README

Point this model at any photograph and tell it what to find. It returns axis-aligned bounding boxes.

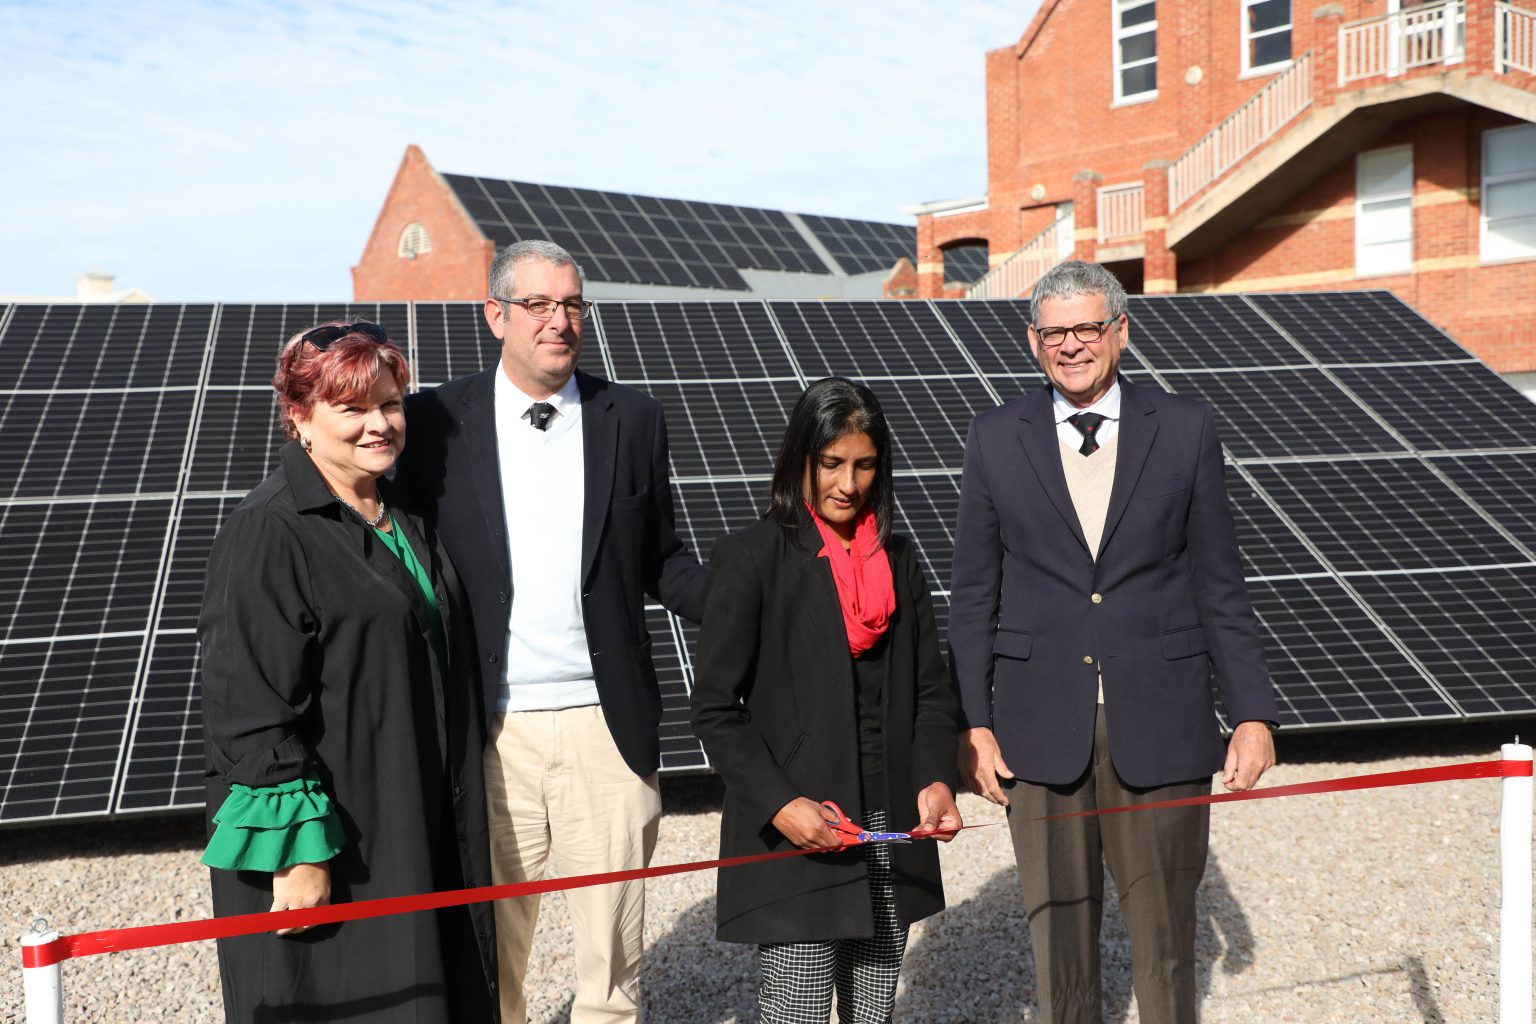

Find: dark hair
[767,377,894,546]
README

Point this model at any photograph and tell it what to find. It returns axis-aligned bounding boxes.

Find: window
[1481,124,1536,263]
[1356,146,1414,276]
[1243,0,1292,74]
[1114,0,1157,102]
[1055,202,1076,260]
[397,222,432,259]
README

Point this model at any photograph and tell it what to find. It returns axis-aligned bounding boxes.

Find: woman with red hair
[199,321,496,1022]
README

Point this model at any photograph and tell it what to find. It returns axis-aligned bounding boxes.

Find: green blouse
[202,514,443,873]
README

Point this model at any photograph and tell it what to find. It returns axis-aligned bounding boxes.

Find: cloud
[0,0,1032,301]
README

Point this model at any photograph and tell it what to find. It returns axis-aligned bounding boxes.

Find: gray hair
[488,239,587,298]
[1030,260,1127,325]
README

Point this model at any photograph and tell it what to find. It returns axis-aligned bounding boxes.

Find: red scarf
[807,501,896,658]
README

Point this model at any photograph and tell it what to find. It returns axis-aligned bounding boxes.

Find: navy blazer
[948,378,1277,788]
[397,367,706,778]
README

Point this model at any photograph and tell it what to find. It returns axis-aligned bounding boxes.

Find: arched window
[397,222,432,259]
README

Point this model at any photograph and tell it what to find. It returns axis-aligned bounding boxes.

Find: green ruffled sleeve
[201,771,347,872]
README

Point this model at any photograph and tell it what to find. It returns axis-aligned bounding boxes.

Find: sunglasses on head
[300,321,390,351]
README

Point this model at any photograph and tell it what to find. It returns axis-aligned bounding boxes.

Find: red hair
[273,325,411,439]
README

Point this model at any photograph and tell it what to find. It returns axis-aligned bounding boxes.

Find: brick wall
[914,0,1536,370]
[352,145,494,301]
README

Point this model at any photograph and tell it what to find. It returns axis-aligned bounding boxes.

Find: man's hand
[958,727,1015,806]
[912,781,964,842]
[271,861,331,936]
[1222,721,1276,792]
[772,797,841,850]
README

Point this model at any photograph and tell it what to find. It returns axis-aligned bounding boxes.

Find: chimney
[75,271,116,301]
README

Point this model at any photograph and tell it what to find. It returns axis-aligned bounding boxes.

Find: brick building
[354,146,986,303]
[905,0,1536,374]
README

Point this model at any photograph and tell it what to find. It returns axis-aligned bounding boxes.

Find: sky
[0,1,1035,302]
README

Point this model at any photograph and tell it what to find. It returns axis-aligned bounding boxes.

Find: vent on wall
[397,222,432,259]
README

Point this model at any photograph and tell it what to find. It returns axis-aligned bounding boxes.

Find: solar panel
[1433,452,1536,551]
[5,289,1536,825]
[1249,291,1471,364]
[1349,568,1536,717]
[0,304,211,389]
[1332,362,1536,451]
[441,176,924,292]
[796,215,913,276]
[1244,577,1458,726]
[942,246,991,285]
[1156,369,1406,460]
[1131,295,1310,370]
[1244,459,1528,572]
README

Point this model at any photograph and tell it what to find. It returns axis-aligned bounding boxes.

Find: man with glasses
[948,260,1277,1023]
[398,239,705,1024]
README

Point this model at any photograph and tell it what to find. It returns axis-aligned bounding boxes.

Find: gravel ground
[3,719,1534,1023]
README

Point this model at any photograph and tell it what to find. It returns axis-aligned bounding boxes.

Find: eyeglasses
[1032,316,1122,348]
[300,321,390,351]
[494,296,594,322]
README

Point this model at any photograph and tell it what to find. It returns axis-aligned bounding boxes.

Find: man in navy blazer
[948,260,1277,1024]
[397,240,705,1024]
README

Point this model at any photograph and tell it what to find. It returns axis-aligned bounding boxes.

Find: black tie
[527,402,556,431]
[1067,412,1106,456]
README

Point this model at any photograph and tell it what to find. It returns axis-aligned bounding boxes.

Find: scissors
[819,800,912,847]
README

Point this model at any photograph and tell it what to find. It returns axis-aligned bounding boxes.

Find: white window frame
[1113,0,1158,105]
[397,222,432,259]
[1056,201,1076,260]
[1241,0,1293,77]
[1480,123,1536,264]
[1356,145,1414,277]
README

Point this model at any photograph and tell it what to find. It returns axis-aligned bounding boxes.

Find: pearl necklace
[333,492,387,528]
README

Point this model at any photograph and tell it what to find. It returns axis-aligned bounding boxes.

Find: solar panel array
[442,175,958,290]
[4,291,1536,824]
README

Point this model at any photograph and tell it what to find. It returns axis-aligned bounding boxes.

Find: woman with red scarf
[691,377,963,1023]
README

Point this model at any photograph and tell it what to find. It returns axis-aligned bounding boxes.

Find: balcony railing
[1097,183,1145,243]
[1340,0,1466,82]
[1497,2,1536,72]
[965,212,1072,300]
[1169,51,1313,211]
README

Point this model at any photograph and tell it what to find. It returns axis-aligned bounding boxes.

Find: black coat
[200,441,497,1023]
[690,517,960,944]
[398,367,706,777]
[948,380,1278,788]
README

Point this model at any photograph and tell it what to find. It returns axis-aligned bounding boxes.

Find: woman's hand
[271,861,331,935]
[771,797,841,850]
[912,782,963,842]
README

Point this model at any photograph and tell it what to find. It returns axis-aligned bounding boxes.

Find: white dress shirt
[1053,380,1123,450]
[493,369,599,712]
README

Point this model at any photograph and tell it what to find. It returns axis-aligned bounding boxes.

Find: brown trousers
[1006,706,1210,1024]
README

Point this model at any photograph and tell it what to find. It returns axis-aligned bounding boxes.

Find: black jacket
[690,516,960,944]
[200,441,496,1022]
[398,367,706,777]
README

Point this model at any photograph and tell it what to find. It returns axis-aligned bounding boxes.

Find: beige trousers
[484,705,662,1024]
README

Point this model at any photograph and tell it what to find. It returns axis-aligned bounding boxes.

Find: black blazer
[201,441,496,1019]
[691,516,960,944]
[398,367,706,778]
[948,379,1278,789]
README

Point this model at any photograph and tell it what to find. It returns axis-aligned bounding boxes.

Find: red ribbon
[20,757,1532,970]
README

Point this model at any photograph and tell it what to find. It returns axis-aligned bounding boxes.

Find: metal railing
[1096,182,1145,242]
[1496,1,1536,72]
[964,212,1072,300]
[1168,51,1313,210]
[1340,0,1466,82]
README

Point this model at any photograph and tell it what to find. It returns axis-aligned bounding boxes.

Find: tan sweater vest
[1060,435,1118,702]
